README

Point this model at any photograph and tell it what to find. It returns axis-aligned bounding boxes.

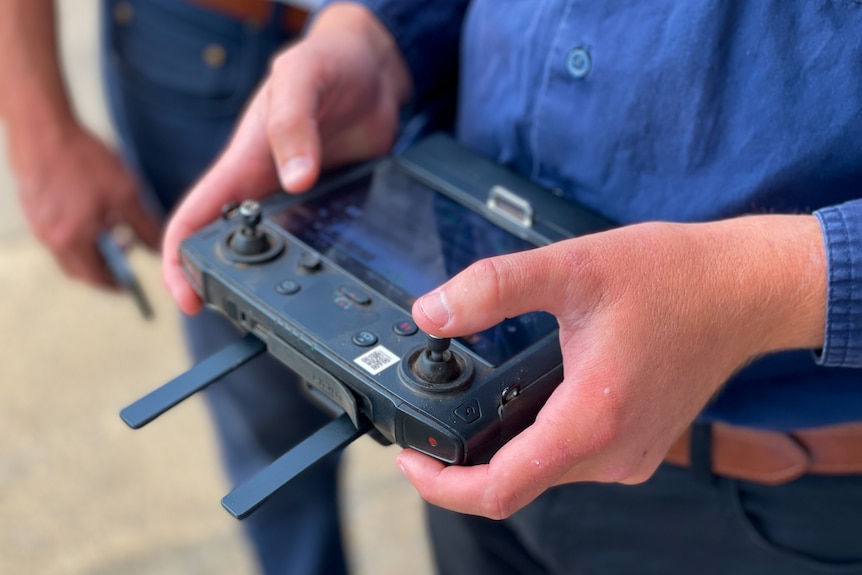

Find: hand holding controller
[123,135,614,519]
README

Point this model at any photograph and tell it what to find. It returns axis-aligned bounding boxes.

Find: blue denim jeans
[100,1,346,573]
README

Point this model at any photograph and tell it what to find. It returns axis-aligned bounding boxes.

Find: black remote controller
[121,134,613,518]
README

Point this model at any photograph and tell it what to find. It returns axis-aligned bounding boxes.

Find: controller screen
[268,161,557,366]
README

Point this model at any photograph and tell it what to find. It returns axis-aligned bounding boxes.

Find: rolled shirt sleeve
[814,199,862,368]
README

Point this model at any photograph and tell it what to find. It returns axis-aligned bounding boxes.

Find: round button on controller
[275,280,300,295]
[393,320,418,336]
[338,285,372,306]
[298,252,322,273]
[352,330,378,347]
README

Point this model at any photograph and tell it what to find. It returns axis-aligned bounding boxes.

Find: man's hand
[401,215,827,518]
[162,4,411,314]
[13,124,160,287]
[1,0,160,288]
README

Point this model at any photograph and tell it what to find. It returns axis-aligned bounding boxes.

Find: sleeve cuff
[813,200,862,367]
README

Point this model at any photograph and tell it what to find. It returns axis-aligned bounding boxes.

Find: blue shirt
[323,0,862,430]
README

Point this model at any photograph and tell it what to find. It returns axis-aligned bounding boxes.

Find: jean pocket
[728,475,862,573]
[105,0,266,117]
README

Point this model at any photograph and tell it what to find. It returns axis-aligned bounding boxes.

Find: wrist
[6,100,79,180]
[700,215,826,357]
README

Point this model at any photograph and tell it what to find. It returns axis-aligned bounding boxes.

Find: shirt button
[203,44,228,68]
[566,47,591,79]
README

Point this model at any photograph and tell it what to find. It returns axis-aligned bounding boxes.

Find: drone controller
[120,134,613,518]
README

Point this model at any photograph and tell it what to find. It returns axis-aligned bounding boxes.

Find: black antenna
[222,413,371,519]
[120,333,266,429]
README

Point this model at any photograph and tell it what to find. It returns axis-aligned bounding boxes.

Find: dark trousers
[100,1,346,573]
[428,462,862,575]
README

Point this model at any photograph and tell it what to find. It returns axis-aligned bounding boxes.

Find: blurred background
[0,2,432,573]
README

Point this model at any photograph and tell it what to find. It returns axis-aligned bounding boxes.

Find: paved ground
[0,3,433,574]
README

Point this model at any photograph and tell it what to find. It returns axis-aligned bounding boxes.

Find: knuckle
[270,48,299,78]
[42,225,77,251]
[598,460,641,484]
[620,467,655,485]
[266,107,302,141]
[601,449,661,484]
[466,255,527,316]
[578,415,625,464]
[468,257,506,308]
[557,241,604,309]
[481,485,519,520]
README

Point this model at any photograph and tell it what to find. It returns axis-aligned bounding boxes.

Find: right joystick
[416,336,460,384]
[402,334,474,393]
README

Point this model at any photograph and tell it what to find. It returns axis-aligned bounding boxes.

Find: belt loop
[690,422,715,484]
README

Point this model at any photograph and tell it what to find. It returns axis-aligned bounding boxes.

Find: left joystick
[229,200,271,256]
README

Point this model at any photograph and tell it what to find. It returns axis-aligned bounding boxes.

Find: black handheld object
[121,134,614,518]
[98,232,154,319]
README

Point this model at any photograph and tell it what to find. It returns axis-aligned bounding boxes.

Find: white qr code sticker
[353,345,401,375]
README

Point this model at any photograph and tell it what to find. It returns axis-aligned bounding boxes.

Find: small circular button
[298,252,322,273]
[338,285,372,306]
[275,280,300,295]
[566,47,591,79]
[352,331,378,347]
[392,320,419,336]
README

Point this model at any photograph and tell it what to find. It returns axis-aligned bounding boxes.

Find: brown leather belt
[187,0,309,34]
[665,421,862,485]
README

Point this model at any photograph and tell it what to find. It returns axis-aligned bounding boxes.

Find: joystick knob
[239,200,262,230]
[421,336,457,377]
[229,200,271,256]
[401,333,473,393]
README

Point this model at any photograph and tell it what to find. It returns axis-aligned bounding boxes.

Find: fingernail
[418,290,451,328]
[279,156,312,190]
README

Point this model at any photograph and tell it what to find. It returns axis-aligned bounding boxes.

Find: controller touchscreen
[268,161,557,366]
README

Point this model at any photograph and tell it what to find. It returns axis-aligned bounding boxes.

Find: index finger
[161,86,283,313]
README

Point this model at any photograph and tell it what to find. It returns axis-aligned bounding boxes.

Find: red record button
[392,320,418,336]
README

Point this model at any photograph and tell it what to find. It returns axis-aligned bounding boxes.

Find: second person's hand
[14,123,160,288]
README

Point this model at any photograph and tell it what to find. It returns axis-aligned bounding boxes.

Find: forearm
[0,0,76,172]
[696,214,826,359]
